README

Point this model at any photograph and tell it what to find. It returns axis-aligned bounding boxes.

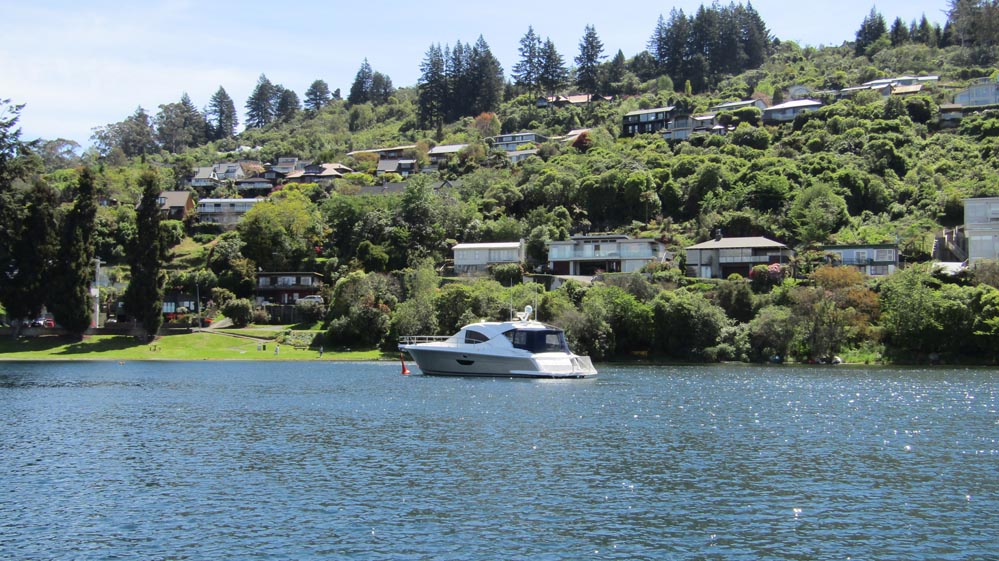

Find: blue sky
[2,1,950,148]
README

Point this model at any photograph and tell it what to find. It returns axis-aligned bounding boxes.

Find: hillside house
[427,144,467,169]
[954,77,999,107]
[685,236,793,279]
[622,106,674,137]
[710,99,767,112]
[347,145,416,160]
[255,272,324,305]
[155,191,195,220]
[234,177,274,196]
[285,162,352,185]
[197,198,265,228]
[964,197,999,264]
[547,234,668,276]
[762,100,822,124]
[819,244,900,276]
[490,132,548,152]
[452,241,524,275]
[190,162,247,190]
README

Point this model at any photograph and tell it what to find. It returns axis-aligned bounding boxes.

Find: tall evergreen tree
[91,106,157,158]
[206,86,238,140]
[468,35,505,115]
[538,38,568,96]
[125,170,165,342]
[275,88,301,122]
[304,79,331,112]
[512,26,543,93]
[740,2,770,69]
[663,8,690,84]
[855,7,887,56]
[155,93,205,153]
[245,74,276,128]
[575,24,605,94]
[370,72,395,105]
[447,41,472,120]
[418,44,449,136]
[0,179,57,331]
[648,15,670,74]
[47,168,97,337]
[890,17,910,46]
[348,59,374,104]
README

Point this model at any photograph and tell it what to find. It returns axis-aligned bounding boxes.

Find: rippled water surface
[1,361,997,560]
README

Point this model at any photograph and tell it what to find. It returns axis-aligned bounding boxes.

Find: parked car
[43,318,55,328]
[296,295,325,305]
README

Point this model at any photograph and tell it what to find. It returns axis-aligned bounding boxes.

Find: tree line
[1,100,166,340]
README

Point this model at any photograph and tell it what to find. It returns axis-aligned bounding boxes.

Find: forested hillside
[6,1,999,363]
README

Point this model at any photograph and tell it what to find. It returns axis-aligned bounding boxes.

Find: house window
[874,249,894,261]
[855,251,868,263]
[870,265,889,276]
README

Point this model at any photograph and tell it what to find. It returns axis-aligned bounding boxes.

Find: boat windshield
[503,328,569,353]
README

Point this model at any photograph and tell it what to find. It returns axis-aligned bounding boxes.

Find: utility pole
[92,258,104,328]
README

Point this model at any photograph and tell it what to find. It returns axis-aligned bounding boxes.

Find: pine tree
[245,74,276,128]
[512,26,543,93]
[447,41,472,120]
[663,8,690,84]
[468,36,505,115]
[575,24,605,94]
[0,179,58,329]
[418,44,449,135]
[206,86,237,140]
[740,2,770,69]
[275,88,300,122]
[370,72,395,105]
[890,17,910,46]
[48,168,97,337]
[155,93,205,152]
[348,59,374,104]
[855,7,887,56]
[304,79,331,112]
[538,38,568,97]
[648,15,670,74]
[125,170,165,342]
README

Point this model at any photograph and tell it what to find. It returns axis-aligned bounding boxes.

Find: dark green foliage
[304,80,331,112]
[490,263,523,285]
[47,168,97,336]
[0,180,58,325]
[715,275,755,323]
[513,27,542,93]
[855,8,888,57]
[245,74,276,128]
[221,298,253,328]
[124,170,165,341]
[575,24,605,94]
[652,289,729,359]
[91,106,157,158]
[206,86,238,140]
[155,93,204,152]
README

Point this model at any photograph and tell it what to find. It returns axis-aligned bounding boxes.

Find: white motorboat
[399,307,597,378]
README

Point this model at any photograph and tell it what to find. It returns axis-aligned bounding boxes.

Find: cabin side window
[464,330,489,344]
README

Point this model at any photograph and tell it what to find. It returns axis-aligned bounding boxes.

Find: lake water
[1,361,997,560]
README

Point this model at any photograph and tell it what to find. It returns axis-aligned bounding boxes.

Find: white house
[964,197,999,264]
[685,236,793,279]
[547,234,668,276]
[197,198,265,228]
[954,77,999,107]
[453,242,524,275]
[762,99,822,123]
[819,244,900,276]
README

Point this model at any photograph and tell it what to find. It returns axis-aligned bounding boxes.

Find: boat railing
[399,335,455,345]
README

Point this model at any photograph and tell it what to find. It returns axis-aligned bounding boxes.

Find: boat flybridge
[399,306,597,378]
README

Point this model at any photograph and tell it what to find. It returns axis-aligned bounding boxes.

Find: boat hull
[402,346,596,378]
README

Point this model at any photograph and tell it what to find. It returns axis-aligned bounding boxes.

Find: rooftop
[686,236,788,250]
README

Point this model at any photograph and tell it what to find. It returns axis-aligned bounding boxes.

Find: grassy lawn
[0,332,384,361]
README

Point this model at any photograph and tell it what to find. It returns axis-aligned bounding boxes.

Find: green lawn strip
[0,332,384,361]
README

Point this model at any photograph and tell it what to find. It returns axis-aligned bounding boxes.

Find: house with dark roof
[622,106,675,137]
[685,236,793,279]
[285,162,353,185]
[155,191,195,220]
